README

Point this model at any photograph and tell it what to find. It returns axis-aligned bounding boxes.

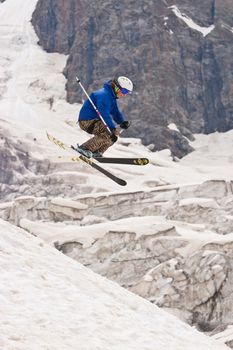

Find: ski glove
[120,121,130,129]
[111,128,119,143]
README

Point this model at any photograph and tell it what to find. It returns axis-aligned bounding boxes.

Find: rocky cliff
[31,0,233,157]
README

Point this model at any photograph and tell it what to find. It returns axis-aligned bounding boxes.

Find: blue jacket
[78,82,125,130]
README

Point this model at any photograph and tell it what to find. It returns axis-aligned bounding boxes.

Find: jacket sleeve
[111,101,125,125]
[96,98,116,130]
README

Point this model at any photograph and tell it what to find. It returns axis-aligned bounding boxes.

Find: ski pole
[76,77,111,134]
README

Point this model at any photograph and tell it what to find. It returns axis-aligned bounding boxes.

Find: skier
[76,76,133,158]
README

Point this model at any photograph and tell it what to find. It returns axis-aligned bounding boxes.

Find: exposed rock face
[31,0,233,157]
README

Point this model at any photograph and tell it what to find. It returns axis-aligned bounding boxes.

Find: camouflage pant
[79,119,115,154]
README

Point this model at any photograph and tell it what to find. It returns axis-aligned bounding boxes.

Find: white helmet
[116,76,133,92]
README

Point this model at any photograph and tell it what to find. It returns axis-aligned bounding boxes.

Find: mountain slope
[0,218,229,350]
[0,1,233,348]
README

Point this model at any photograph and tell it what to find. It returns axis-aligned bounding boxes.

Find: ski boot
[92,150,103,158]
[76,145,93,158]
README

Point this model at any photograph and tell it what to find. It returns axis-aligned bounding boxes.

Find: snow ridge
[169,5,215,37]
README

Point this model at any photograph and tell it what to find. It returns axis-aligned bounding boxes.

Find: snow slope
[0,0,233,193]
[0,219,229,350]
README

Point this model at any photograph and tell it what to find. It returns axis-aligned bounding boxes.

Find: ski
[94,157,149,165]
[70,145,149,165]
[57,155,149,166]
[71,154,127,186]
[46,132,127,186]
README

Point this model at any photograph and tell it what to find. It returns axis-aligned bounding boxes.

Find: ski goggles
[119,87,130,95]
[114,84,130,95]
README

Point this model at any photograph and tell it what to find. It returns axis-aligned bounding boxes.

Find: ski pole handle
[76,76,111,134]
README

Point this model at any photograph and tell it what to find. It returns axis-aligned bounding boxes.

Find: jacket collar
[103,81,117,99]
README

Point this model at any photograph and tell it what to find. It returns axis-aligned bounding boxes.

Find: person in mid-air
[76,76,133,158]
